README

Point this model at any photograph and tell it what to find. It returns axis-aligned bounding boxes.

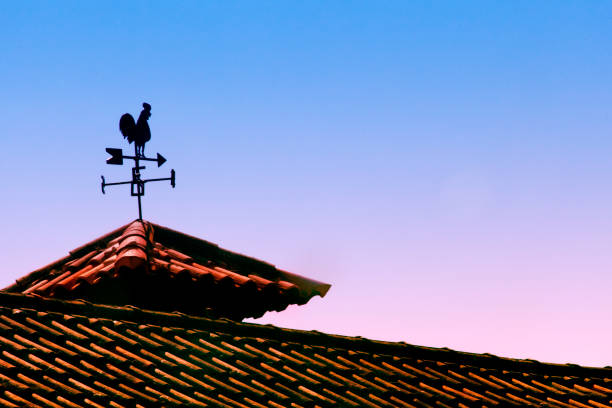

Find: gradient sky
[1,1,612,367]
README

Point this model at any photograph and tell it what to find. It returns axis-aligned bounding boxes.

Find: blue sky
[1,1,612,366]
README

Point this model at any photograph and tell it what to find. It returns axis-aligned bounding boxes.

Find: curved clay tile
[115,221,149,271]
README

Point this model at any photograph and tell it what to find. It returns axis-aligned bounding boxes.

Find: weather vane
[101,102,175,220]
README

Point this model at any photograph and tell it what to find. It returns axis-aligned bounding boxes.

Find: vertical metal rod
[137,192,143,220]
[135,144,143,220]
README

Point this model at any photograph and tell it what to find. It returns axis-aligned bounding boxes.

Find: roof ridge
[4,221,134,292]
[149,221,331,295]
[0,291,609,377]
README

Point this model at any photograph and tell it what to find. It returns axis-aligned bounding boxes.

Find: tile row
[0,301,611,408]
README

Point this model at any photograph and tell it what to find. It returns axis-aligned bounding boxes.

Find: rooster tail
[119,113,136,143]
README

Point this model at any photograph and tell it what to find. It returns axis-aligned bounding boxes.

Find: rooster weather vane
[101,102,175,220]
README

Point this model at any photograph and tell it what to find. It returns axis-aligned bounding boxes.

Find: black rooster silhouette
[119,103,152,157]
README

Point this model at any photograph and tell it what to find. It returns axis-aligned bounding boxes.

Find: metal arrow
[106,147,167,167]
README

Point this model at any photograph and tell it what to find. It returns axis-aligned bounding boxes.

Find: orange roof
[3,222,612,407]
[0,292,611,408]
[5,220,331,320]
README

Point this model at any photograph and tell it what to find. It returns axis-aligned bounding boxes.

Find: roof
[4,220,331,320]
[0,292,611,408]
[4,221,612,408]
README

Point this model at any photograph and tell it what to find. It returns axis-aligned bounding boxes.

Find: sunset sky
[1,2,612,366]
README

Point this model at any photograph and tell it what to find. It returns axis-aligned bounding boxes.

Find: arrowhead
[106,148,123,165]
[157,153,167,167]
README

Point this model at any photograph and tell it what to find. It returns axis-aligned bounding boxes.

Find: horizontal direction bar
[143,177,171,183]
[103,180,132,187]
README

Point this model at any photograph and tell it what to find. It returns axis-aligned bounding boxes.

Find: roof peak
[4,220,330,320]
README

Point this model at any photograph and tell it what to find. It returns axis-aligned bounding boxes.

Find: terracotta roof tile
[6,220,330,320]
[1,287,612,408]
